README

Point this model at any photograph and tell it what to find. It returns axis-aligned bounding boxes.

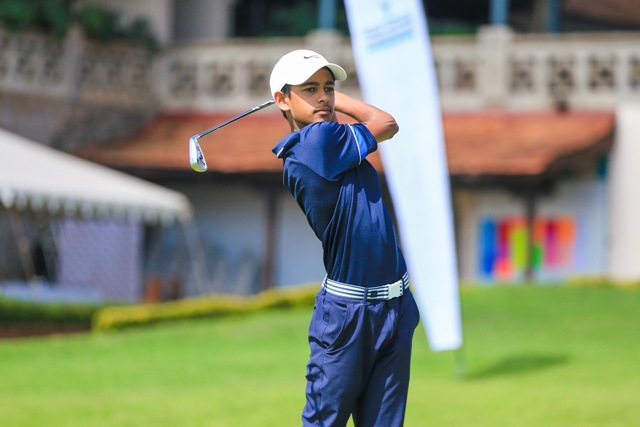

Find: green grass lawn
[1,285,639,426]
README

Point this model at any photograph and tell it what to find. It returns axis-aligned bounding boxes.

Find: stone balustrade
[2,26,640,113]
[158,27,640,112]
[0,26,155,108]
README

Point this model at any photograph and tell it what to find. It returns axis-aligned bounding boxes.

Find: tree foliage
[0,0,158,49]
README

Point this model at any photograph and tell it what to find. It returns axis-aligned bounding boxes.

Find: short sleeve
[295,122,378,180]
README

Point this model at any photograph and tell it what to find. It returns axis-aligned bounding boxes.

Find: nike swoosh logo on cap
[303,55,320,59]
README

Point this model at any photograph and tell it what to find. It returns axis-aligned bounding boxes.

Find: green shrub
[0,296,100,326]
[73,4,158,49]
[41,0,71,39]
[74,4,120,42]
[93,285,318,332]
[0,0,38,31]
[126,17,158,51]
[0,1,158,49]
[567,276,640,289]
[0,0,71,38]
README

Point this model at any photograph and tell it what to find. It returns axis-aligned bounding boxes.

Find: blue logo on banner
[364,2,414,52]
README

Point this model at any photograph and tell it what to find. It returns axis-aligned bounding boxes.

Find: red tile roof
[444,111,614,178]
[76,110,614,179]
[76,111,290,173]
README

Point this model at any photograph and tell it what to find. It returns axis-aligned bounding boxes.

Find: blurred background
[1,0,639,304]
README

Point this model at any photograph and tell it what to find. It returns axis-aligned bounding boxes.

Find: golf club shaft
[193,99,275,140]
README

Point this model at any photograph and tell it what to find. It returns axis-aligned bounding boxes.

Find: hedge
[0,296,100,326]
[92,284,319,332]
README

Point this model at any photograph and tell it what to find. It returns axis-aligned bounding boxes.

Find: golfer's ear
[274,91,290,112]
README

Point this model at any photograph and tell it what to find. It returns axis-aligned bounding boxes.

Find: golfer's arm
[334,91,399,143]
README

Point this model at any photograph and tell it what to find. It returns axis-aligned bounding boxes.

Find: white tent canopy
[0,128,192,224]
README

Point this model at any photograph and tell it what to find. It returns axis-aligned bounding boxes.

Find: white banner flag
[344,0,463,351]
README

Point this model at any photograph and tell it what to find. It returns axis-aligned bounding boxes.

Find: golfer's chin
[313,110,334,121]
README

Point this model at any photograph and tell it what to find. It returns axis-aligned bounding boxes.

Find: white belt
[322,272,409,301]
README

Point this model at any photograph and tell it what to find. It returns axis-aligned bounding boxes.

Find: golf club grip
[194,99,275,140]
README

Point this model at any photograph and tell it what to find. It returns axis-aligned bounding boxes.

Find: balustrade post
[616,49,630,99]
[62,25,85,101]
[477,25,513,108]
[2,30,17,86]
[571,49,589,105]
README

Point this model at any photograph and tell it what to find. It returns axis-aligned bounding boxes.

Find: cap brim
[327,63,347,81]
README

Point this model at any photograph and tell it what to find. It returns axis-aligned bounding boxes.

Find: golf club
[189,99,276,172]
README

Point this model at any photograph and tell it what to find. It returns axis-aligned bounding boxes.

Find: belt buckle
[387,281,403,299]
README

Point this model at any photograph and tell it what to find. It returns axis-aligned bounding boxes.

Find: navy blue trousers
[302,287,421,427]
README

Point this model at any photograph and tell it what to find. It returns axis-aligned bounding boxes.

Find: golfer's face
[288,68,336,129]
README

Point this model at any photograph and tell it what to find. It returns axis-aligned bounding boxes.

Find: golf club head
[189,137,207,172]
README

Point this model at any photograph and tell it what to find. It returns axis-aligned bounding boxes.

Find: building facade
[2,0,640,300]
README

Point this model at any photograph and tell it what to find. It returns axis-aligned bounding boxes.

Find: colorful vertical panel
[478,215,578,281]
[480,219,496,276]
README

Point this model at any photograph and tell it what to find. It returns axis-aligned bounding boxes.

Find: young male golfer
[270,49,421,427]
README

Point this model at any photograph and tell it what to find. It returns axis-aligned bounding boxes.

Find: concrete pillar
[452,190,477,282]
[173,0,240,41]
[607,103,640,283]
[545,0,561,33]
[318,0,337,30]
[490,0,510,25]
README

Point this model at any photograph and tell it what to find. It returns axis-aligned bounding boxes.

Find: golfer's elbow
[377,117,399,143]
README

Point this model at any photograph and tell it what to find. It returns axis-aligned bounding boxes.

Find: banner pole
[454,347,467,381]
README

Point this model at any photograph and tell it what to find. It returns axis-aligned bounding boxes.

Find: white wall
[176,184,266,293]
[173,182,324,293]
[455,174,608,283]
[275,193,325,287]
[538,178,608,279]
[607,102,640,282]
[168,169,610,290]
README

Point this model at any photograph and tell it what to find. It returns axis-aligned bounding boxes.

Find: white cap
[269,49,347,98]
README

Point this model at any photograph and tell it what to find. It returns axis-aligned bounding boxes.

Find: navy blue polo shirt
[272,121,406,287]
